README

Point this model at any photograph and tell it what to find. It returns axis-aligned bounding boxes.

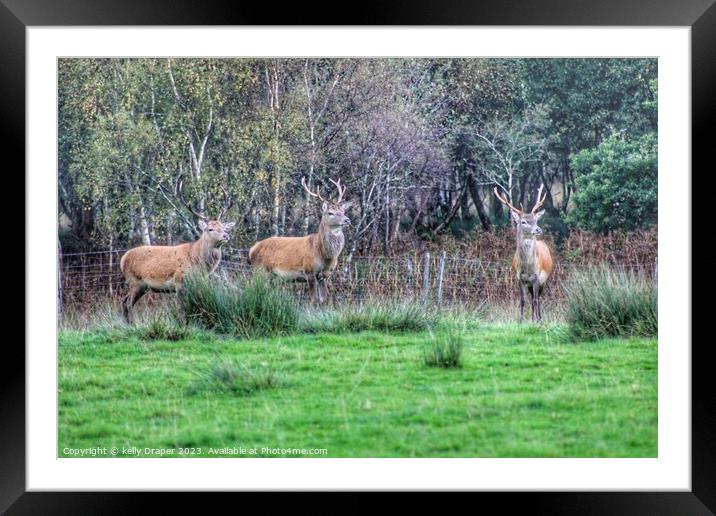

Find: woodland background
[58,58,658,262]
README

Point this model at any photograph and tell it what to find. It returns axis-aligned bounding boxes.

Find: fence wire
[58,247,657,309]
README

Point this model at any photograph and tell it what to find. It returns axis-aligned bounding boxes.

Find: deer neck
[192,234,221,267]
[516,231,537,272]
[316,220,345,260]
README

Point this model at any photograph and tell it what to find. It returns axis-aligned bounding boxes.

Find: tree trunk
[272,171,281,236]
[138,199,152,245]
[466,173,492,231]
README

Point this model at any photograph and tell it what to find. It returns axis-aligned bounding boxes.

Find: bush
[189,360,283,395]
[301,301,437,334]
[567,132,657,234]
[423,332,464,368]
[178,272,299,339]
[564,266,657,340]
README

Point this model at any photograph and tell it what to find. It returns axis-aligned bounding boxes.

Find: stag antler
[493,187,523,214]
[329,178,346,203]
[176,179,208,221]
[301,176,329,203]
[531,183,547,214]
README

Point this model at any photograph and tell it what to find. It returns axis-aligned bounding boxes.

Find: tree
[522,58,657,213]
[472,103,551,216]
[566,133,657,233]
[57,57,659,253]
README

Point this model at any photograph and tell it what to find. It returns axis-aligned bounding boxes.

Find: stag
[248,176,352,304]
[119,182,235,322]
[494,184,553,322]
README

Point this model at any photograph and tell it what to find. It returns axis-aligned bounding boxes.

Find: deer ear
[340,201,353,212]
[224,222,236,231]
[534,209,546,221]
[510,210,521,224]
[322,202,328,213]
[198,220,207,231]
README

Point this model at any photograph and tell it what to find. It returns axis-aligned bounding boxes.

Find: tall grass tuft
[177,272,299,339]
[189,360,283,395]
[301,301,437,334]
[423,332,464,368]
[133,318,193,341]
[564,266,657,340]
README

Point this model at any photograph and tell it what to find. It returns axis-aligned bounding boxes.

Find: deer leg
[518,283,526,323]
[122,292,131,322]
[307,275,319,305]
[536,285,542,321]
[531,277,540,322]
[122,285,136,322]
[317,277,327,305]
[123,284,146,323]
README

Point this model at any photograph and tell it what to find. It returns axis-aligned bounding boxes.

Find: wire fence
[58,246,658,310]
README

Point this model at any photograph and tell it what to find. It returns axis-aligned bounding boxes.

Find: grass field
[58,321,657,458]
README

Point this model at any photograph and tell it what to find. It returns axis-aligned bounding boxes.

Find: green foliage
[177,272,299,339]
[58,57,658,249]
[567,133,657,233]
[301,301,437,334]
[423,332,464,368]
[523,59,657,152]
[538,212,570,245]
[564,266,657,340]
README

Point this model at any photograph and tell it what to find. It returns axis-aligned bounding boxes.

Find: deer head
[177,180,236,242]
[198,219,236,247]
[302,176,352,228]
[494,184,547,239]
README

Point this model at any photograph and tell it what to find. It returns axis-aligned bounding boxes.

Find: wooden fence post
[421,252,431,303]
[435,251,446,304]
[108,241,114,296]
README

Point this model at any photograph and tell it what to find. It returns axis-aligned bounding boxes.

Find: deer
[248,176,352,304]
[119,183,236,322]
[494,184,553,322]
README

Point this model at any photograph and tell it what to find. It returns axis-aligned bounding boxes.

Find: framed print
[8,0,713,512]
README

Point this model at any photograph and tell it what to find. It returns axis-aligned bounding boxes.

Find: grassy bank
[58,323,657,457]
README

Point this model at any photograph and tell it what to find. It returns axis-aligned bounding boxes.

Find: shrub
[178,272,299,339]
[134,318,192,341]
[424,332,464,368]
[190,360,283,395]
[567,132,657,234]
[564,266,657,340]
[301,301,437,334]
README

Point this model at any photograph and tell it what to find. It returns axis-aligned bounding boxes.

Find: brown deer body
[495,184,553,322]
[249,177,352,304]
[120,219,235,322]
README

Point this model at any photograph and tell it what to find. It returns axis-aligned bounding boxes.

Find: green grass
[300,302,437,334]
[188,360,284,395]
[177,272,299,339]
[58,323,657,457]
[423,332,464,368]
[564,266,657,340]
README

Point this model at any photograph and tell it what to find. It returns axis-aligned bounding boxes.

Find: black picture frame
[7,0,710,512]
